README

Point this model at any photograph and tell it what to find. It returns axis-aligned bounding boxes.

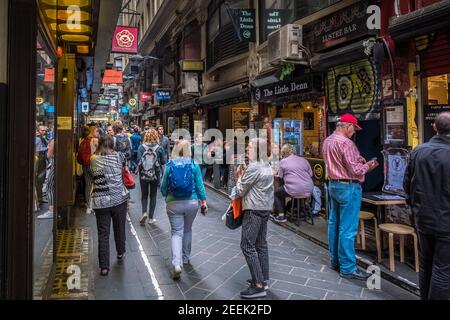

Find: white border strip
[127,213,165,300]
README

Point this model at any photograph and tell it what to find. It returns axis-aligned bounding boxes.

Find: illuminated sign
[102,70,123,84]
[112,26,138,54]
[140,92,152,102]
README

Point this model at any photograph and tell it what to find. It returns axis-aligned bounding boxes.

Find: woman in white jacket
[235,138,274,299]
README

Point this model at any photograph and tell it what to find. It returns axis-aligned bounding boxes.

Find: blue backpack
[168,160,193,198]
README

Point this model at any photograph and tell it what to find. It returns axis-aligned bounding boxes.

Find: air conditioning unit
[268,24,308,66]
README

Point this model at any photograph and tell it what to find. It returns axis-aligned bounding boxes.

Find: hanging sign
[129,98,137,107]
[36,97,44,105]
[112,26,138,54]
[140,92,152,102]
[81,102,89,113]
[265,9,290,37]
[44,68,55,83]
[155,89,172,102]
[227,9,256,43]
[120,106,129,114]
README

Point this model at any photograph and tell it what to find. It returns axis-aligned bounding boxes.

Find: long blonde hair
[172,139,191,159]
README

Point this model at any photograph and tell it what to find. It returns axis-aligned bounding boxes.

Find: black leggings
[95,201,128,269]
[140,179,159,218]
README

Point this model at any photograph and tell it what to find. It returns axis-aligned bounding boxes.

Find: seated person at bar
[274,144,314,223]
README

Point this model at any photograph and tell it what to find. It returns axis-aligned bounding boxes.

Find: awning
[198,83,249,106]
[250,70,281,87]
[310,38,376,71]
[389,0,450,42]
[161,99,197,113]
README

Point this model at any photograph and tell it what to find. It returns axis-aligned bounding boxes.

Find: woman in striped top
[90,135,129,276]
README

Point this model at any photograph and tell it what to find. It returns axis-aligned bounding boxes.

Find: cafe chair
[356,211,381,261]
[378,223,419,273]
[290,194,314,226]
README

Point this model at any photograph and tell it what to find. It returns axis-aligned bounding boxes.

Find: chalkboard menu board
[424,104,450,142]
[232,108,250,131]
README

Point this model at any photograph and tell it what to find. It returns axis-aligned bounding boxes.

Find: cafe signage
[254,75,314,102]
[308,0,376,52]
[139,92,152,102]
[265,9,290,37]
[228,9,256,43]
[155,89,172,102]
[180,60,204,72]
[424,104,450,142]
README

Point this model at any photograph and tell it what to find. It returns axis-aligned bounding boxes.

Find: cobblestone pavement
[87,181,418,300]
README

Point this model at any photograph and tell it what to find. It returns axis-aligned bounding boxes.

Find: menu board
[383,100,407,146]
[232,108,250,131]
[424,104,450,142]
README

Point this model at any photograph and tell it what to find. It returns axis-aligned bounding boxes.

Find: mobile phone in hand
[201,205,207,215]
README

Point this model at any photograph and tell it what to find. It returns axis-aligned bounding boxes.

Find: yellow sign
[57,116,72,130]
[181,60,204,72]
[314,164,324,180]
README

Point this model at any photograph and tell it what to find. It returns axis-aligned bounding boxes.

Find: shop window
[206,0,249,69]
[426,74,449,105]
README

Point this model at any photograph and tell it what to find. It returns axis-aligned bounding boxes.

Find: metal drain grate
[48,228,90,300]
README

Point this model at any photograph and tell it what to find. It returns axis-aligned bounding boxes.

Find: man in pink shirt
[322,114,379,280]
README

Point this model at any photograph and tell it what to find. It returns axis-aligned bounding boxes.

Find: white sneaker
[86,208,93,215]
[37,211,54,219]
[172,265,182,280]
[148,218,156,225]
[139,213,148,225]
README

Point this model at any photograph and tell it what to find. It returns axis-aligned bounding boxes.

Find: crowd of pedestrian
[70,111,450,300]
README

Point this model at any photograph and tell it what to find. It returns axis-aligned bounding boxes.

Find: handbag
[122,166,135,189]
[225,198,243,230]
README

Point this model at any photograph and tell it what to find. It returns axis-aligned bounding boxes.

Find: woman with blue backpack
[137,129,167,225]
[160,139,208,280]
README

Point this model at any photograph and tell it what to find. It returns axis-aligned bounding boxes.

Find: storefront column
[4,0,37,299]
[415,54,424,144]
[0,0,8,299]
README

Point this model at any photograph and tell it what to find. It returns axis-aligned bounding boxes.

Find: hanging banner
[44,68,55,83]
[265,9,290,37]
[227,8,256,43]
[112,26,138,54]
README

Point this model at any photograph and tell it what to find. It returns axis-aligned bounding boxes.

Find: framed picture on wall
[304,112,315,130]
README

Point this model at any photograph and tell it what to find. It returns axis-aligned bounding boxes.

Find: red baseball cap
[338,114,362,130]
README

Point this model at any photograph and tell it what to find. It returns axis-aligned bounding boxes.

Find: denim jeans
[166,200,199,267]
[328,181,362,274]
[140,178,159,218]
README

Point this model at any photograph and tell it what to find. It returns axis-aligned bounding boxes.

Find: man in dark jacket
[404,112,450,300]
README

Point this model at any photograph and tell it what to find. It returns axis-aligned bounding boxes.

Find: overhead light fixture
[40,0,91,7]
[77,45,90,54]
[45,9,90,21]
[58,23,91,33]
[61,34,90,42]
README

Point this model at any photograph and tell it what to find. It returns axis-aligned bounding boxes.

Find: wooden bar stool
[290,194,314,226]
[378,223,419,273]
[357,211,381,261]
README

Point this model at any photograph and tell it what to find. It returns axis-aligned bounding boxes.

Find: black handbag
[225,204,243,230]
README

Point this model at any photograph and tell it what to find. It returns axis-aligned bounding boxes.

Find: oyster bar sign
[254,76,312,102]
